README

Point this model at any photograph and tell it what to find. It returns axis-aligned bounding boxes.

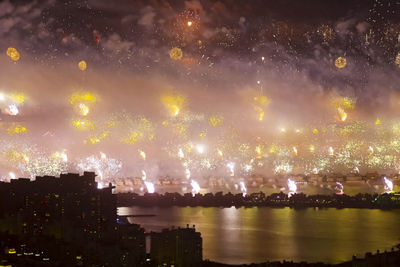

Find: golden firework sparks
[72,119,95,131]
[123,131,142,145]
[78,60,87,71]
[395,52,400,68]
[253,95,269,106]
[169,47,183,61]
[69,92,97,105]
[254,106,265,121]
[6,47,20,61]
[209,115,223,127]
[139,150,146,160]
[269,144,279,153]
[317,24,335,42]
[7,125,27,135]
[369,146,374,154]
[4,149,23,162]
[338,107,347,122]
[332,97,355,110]
[258,108,265,121]
[253,95,269,121]
[199,130,207,138]
[255,144,263,158]
[10,93,26,104]
[293,146,298,156]
[79,103,89,116]
[88,131,109,145]
[162,94,185,117]
[52,150,68,162]
[122,117,154,145]
[335,57,347,68]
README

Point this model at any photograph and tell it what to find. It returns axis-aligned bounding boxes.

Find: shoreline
[117,191,400,209]
[201,246,400,266]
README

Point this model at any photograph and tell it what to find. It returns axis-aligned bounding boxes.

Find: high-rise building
[0,172,116,241]
[150,224,202,267]
[0,172,146,266]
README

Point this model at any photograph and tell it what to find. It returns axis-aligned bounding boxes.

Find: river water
[118,206,400,265]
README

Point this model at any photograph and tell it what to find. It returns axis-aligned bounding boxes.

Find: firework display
[287,179,297,197]
[6,47,20,62]
[0,1,399,196]
[78,60,87,71]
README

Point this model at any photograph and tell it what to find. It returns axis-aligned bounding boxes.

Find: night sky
[1,0,400,181]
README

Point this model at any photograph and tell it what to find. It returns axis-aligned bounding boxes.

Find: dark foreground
[1,235,399,267]
[1,173,399,266]
[203,246,400,266]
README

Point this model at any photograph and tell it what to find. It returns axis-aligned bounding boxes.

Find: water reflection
[119,207,400,264]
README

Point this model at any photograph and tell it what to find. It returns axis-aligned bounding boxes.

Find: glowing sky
[1,0,400,180]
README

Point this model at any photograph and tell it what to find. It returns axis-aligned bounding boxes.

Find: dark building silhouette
[0,172,116,240]
[0,172,146,266]
[151,224,202,267]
